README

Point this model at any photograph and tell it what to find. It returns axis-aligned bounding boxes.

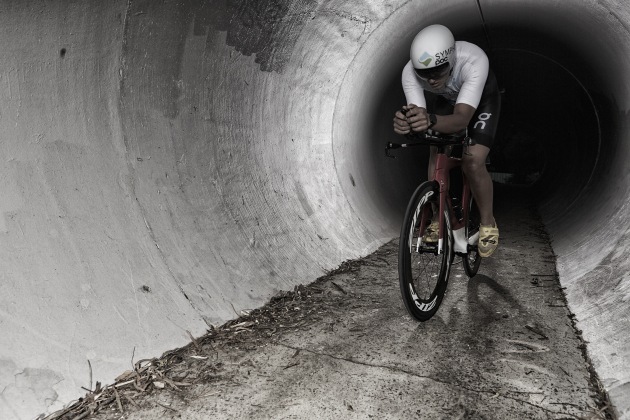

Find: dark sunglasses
[414,63,451,80]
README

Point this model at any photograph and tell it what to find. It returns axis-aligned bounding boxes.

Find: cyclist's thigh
[469,70,501,148]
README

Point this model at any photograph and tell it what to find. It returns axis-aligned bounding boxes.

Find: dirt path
[47,192,613,419]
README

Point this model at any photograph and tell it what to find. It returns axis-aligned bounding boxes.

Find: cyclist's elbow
[453,113,473,132]
[441,120,468,134]
[450,121,469,133]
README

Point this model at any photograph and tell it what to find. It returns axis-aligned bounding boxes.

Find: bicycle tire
[463,197,482,277]
[399,181,453,321]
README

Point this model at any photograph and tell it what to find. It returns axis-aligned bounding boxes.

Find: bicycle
[385,128,482,322]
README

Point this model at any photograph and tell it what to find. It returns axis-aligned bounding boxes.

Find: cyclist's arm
[396,63,427,134]
[427,103,476,134]
[405,103,475,134]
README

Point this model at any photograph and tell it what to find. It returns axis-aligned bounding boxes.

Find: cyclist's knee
[462,157,486,176]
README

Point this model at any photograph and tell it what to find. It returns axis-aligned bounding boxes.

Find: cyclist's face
[415,64,451,88]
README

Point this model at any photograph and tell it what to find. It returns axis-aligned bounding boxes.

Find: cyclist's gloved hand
[393,106,412,135]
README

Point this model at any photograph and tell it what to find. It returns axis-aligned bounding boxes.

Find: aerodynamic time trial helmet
[410,24,455,79]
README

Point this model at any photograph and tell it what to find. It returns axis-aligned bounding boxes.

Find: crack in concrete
[276,342,585,418]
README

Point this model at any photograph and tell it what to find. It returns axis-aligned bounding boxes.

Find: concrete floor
[1,1,630,419]
[83,190,610,419]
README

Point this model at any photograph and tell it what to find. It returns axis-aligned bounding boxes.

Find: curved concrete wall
[0,0,629,418]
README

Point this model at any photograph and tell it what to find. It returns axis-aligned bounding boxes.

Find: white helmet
[410,24,455,73]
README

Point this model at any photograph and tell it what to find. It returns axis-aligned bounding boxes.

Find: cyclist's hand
[393,107,411,135]
[405,105,430,132]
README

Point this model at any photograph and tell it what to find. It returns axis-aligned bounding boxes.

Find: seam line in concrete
[275,342,586,418]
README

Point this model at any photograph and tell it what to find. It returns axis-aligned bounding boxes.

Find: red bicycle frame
[426,144,473,255]
[385,133,476,256]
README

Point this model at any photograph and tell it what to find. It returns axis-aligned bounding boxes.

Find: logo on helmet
[418,52,433,67]
[434,46,455,66]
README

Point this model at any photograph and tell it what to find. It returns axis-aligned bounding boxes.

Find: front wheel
[463,197,482,277]
[398,181,453,322]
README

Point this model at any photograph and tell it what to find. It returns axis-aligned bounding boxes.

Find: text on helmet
[434,46,455,65]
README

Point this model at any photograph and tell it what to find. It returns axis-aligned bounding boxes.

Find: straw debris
[40,262,360,420]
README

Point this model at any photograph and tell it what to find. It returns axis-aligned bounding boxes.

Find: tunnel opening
[358,26,601,235]
[488,49,600,192]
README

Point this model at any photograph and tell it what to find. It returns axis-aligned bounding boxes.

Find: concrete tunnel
[1,0,629,418]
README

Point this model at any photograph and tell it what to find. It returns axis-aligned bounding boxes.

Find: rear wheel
[463,197,482,277]
[399,181,453,321]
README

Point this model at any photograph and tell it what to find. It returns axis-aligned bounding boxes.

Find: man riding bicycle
[393,24,501,257]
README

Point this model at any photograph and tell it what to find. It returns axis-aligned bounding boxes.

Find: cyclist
[393,24,501,257]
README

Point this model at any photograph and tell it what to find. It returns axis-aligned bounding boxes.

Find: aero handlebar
[385,130,474,158]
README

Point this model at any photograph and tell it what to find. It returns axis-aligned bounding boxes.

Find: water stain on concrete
[192,0,318,73]
[0,360,62,416]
